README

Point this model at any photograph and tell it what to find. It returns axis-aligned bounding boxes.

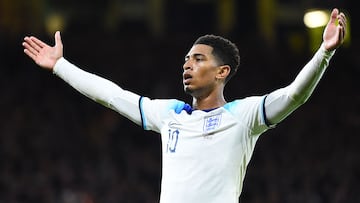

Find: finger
[339,27,345,42]
[22,41,38,57]
[24,36,43,52]
[339,12,346,21]
[340,26,345,42]
[337,18,346,40]
[338,13,347,28]
[339,19,346,30]
[23,47,38,62]
[329,8,339,24]
[30,36,48,49]
[337,25,345,43]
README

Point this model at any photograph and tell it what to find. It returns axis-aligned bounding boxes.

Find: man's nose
[183,60,192,70]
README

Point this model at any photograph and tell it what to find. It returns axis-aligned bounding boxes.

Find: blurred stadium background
[0,0,359,202]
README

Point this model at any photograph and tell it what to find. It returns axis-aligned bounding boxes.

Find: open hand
[22,31,63,70]
[323,8,347,51]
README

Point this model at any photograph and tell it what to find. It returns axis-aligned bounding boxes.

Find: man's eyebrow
[185,53,205,60]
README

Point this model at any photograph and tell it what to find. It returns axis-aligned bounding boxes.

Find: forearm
[265,43,335,125]
[53,57,142,125]
[287,43,335,102]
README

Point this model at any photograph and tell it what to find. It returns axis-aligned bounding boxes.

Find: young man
[22,8,346,203]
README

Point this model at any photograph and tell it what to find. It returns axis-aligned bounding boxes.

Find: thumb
[329,8,339,24]
[54,31,63,48]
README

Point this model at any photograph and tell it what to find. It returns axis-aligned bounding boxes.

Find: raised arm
[22,31,143,125]
[264,8,347,126]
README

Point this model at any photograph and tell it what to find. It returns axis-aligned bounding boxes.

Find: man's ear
[216,65,231,80]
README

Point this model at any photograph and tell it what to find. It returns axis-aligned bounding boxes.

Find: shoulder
[140,97,188,113]
[225,96,264,109]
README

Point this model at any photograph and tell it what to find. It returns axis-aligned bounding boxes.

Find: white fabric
[264,43,335,125]
[140,97,268,203]
[51,43,335,203]
[54,57,142,125]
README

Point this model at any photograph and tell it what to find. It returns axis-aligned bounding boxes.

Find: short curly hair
[194,34,240,83]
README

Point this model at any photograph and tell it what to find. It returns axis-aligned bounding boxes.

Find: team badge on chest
[203,114,222,133]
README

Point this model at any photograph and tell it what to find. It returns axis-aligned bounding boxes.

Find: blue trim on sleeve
[139,96,147,130]
[261,95,273,128]
[223,100,238,112]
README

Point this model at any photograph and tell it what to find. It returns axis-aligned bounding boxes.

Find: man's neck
[192,96,227,110]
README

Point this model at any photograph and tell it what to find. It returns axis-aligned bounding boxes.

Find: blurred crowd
[1,8,360,203]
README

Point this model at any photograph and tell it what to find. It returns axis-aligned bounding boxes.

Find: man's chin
[184,86,193,94]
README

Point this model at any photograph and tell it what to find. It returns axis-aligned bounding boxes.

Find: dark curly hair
[194,34,240,83]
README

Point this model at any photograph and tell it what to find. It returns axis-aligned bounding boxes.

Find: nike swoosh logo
[168,121,182,128]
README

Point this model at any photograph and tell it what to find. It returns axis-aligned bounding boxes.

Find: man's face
[182,44,221,97]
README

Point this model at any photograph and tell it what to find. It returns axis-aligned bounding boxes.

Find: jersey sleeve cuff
[320,43,336,58]
[53,57,67,75]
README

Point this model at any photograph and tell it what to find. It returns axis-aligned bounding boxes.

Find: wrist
[53,57,66,74]
[320,43,336,56]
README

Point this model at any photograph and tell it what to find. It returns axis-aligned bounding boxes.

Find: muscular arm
[264,44,335,126]
[54,57,143,125]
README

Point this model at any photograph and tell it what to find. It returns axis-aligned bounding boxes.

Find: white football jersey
[53,43,334,203]
[140,96,270,203]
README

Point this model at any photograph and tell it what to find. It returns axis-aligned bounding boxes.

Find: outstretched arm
[264,8,347,125]
[22,31,143,125]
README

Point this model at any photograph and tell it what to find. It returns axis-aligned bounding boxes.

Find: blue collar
[182,104,220,114]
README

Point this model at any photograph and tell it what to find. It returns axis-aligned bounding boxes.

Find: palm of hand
[323,9,346,51]
[35,45,60,69]
[23,31,63,70]
[323,22,341,51]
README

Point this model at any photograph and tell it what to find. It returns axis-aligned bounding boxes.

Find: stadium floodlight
[303,10,329,28]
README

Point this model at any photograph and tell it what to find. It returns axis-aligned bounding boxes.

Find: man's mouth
[183,73,192,84]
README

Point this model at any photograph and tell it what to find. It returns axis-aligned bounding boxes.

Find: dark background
[0,0,359,202]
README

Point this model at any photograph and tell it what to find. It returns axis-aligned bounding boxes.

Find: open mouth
[183,73,192,84]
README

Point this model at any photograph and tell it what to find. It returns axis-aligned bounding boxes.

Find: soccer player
[22,8,346,203]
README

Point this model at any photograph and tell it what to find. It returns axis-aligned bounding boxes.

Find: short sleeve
[139,97,188,132]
